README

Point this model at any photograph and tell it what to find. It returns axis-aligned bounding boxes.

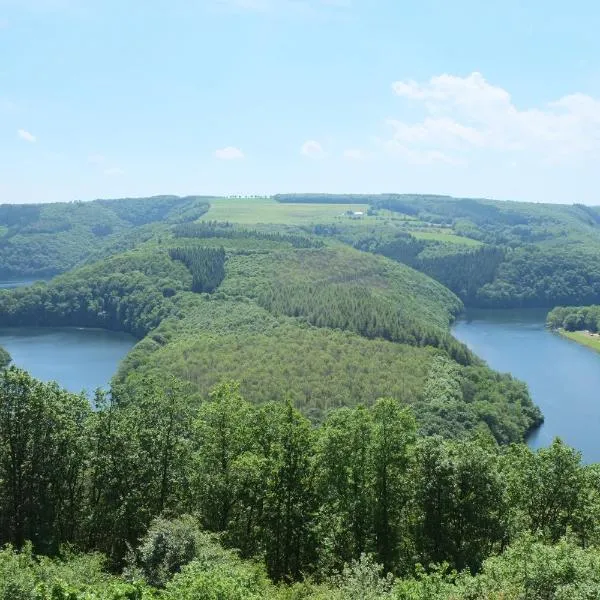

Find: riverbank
[559,329,600,353]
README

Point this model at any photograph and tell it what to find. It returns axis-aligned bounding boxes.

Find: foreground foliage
[0,370,597,598]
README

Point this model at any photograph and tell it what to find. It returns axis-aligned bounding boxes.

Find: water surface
[453,309,600,462]
[0,279,43,289]
[0,327,135,395]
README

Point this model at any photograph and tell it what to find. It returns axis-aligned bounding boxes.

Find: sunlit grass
[559,329,600,353]
[410,230,483,246]
[202,197,370,224]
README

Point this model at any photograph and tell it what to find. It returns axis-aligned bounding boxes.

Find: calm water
[453,309,600,462]
[0,327,136,395]
[0,280,42,289]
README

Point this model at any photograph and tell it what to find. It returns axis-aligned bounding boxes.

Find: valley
[2,193,600,598]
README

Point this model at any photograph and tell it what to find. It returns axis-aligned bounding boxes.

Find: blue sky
[2,0,600,204]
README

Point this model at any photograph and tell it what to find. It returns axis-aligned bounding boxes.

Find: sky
[2,0,600,204]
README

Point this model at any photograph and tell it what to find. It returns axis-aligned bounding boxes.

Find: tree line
[258,281,473,365]
[0,367,594,598]
[547,304,600,332]
[174,221,324,249]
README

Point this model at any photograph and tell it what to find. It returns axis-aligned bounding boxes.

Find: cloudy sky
[2,0,600,203]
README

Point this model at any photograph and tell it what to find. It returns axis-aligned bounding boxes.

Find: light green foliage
[0,218,539,440]
[410,230,482,246]
[0,544,153,600]
[203,196,370,224]
[394,537,600,599]
[548,304,600,332]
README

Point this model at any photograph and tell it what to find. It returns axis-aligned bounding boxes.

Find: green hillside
[0,195,210,278]
[275,194,600,308]
[0,220,540,442]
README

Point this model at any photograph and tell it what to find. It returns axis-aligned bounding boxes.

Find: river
[0,280,43,289]
[0,327,136,395]
[453,309,600,463]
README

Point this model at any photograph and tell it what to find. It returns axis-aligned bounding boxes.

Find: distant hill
[277,194,600,308]
[0,195,210,278]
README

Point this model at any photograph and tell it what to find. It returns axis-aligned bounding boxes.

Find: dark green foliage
[0,368,596,598]
[174,222,324,248]
[169,247,226,293]
[96,195,210,226]
[258,282,473,365]
[297,193,600,308]
[411,436,506,572]
[0,196,209,278]
[0,368,91,554]
[88,375,194,563]
[0,347,10,368]
[375,236,506,303]
[548,303,600,331]
[0,250,189,337]
[477,247,600,308]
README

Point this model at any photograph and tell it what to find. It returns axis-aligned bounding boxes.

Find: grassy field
[202,197,370,224]
[559,329,600,352]
[410,230,483,246]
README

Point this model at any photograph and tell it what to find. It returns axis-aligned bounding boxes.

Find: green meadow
[202,196,370,224]
[559,329,600,353]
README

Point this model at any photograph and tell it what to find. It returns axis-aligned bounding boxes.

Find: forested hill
[275,194,600,309]
[0,195,210,278]
[0,222,541,442]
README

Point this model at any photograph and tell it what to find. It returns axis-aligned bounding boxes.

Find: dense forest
[280,193,600,309]
[0,195,210,278]
[5,193,600,598]
[0,231,541,441]
[0,367,598,599]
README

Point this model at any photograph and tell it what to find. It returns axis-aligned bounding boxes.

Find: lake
[0,327,136,395]
[453,309,600,463]
[0,280,43,289]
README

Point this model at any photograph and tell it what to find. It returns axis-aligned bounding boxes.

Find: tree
[88,374,194,563]
[371,398,416,573]
[0,367,91,553]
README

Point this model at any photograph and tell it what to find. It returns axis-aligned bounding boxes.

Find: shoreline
[557,328,600,353]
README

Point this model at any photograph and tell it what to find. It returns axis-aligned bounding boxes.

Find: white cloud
[301,140,326,159]
[17,129,36,143]
[389,72,600,165]
[104,167,124,176]
[215,146,245,160]
[343,148,364,160]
